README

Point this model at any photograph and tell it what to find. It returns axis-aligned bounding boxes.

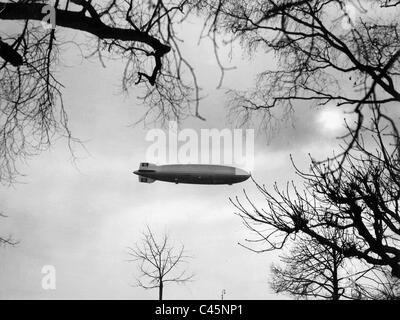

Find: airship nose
[235,168,251,177]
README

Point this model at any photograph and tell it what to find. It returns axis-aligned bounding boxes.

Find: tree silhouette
[351,266,400,300]
[270,232,400,300]
[232,114,400,278]
[127,226,193,300]
[3,1,400,182]
[270,231,356,300]
[0,0,203,183]
[196,0,400,155]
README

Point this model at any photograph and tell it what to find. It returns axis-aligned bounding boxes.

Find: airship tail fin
[139,162,157,170]
[138,176,155,183]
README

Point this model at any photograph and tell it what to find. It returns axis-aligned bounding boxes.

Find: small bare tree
[127,226,193,300]
[270,233,400,300]
[351,267,400,300]
[270,231,353,300]
[269,228,382,300]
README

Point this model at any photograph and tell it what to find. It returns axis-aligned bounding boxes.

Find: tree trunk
[159,281,163,301]
[332,249,340,300]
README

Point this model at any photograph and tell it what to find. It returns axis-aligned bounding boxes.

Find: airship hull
[134,163,250,185]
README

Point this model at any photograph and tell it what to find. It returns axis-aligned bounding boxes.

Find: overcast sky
[0,14,350,300]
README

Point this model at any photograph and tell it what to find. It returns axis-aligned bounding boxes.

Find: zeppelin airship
[134,163,251,185]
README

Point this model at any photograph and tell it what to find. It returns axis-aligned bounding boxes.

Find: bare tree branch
[232,115,400,278]
[0,0,207,183]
